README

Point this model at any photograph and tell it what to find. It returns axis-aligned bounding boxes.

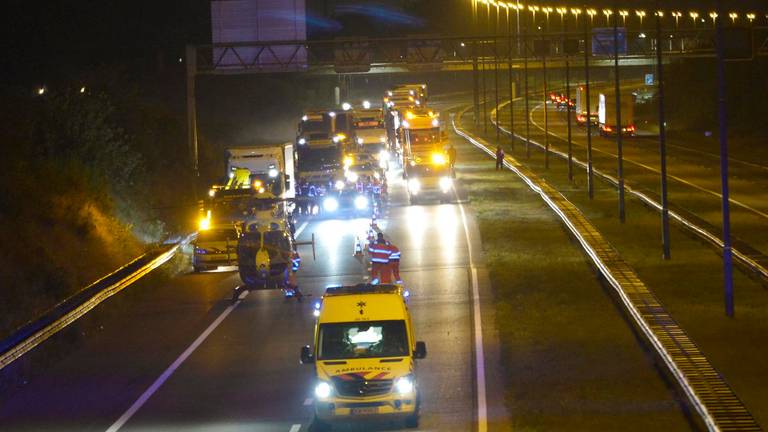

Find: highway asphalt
[0,95,696,432]
[0,127,497,431]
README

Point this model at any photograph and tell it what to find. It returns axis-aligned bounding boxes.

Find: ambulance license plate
[351,407,378,416]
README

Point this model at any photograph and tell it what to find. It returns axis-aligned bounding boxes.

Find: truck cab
[301,284,426,430]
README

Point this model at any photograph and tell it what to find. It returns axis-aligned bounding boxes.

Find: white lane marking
[294,221,308,238]
[457,197,488,432]
[289,424,302,432]
[105,292,250,432]
[303,398,313,406]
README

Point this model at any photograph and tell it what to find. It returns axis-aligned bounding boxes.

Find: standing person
[368,233,391,283]
[495,145,505,170]
[447,144,457,171]
[387,241,402,284]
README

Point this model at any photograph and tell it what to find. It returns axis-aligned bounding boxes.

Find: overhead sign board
[592,27,627,56]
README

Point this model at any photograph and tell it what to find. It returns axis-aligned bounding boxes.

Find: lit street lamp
[709,11,718,27]
[690,11,699,27]
[746,13,755,24]
[671,11,682,28]
[636,10,646,25]
[619,10,629,25]
[556,7,567,27]
[603,8,613,26]
[729,12,738,24]
[586,8,597,24]
[571,7,582,25]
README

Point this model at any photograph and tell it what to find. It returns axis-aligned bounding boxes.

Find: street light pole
[543,51,549,169]
[524,17,531,158]
[715,0,734,317]
[656,3,671,259]
[584,5,594,199]
[494,2,500,144]
[565,14,574,181]
[613,4,625,223]
[186,45,199,180]
[506,4,515,150]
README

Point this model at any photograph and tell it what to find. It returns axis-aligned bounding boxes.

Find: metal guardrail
[490,100,768,285]
[453,108,761,431]
[0,234,193,372]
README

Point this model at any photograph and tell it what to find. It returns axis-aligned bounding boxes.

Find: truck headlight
[315,381,332,399]
[298,137,306,145]
[323,197,339,212]
[408,178,420,194]
[439,177,453,192]
[395,376,414,395]
[357,137,364,145]
[268,168,278,178]
[354,195,369,210]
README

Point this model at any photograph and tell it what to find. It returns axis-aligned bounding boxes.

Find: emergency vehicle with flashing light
[300,284,426,431]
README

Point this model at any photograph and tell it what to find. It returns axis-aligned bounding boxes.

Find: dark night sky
[1,0,765,86]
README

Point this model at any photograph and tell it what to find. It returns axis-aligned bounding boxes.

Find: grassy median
[450,116,691,431]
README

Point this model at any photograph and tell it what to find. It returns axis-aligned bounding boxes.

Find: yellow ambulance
[300,284,427,430]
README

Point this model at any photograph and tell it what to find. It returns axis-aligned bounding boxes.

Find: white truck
[226,144,295,198]
[575,85,599,127]
[598,91,636,137]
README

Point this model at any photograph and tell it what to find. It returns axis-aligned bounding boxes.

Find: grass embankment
[450,120,691,430]
[467,100,768,427]
[0,82,193,340]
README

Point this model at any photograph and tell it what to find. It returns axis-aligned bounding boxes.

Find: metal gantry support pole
[186,45,199,180]
[584,7,594,198]
[715,0,734,317]
[613,6,625,223]
[543,53,549,168]
[656,5,671,259]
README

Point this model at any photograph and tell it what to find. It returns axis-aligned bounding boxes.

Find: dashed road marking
[289,424,302,432]
[303,398,313,406]
[106,292,250,432]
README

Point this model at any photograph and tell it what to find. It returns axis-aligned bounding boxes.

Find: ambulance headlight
[268,168,278,178]
[323,197,339,212]
[314,382,332,399]
[408,178,421,194]
[355,195,369,210]
[334,180,345,190]
[439,177,453,192]
[395,376,414,395]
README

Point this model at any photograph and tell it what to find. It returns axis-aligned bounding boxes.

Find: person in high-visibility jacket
[368,233,391,283]
[387,242,401,283]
